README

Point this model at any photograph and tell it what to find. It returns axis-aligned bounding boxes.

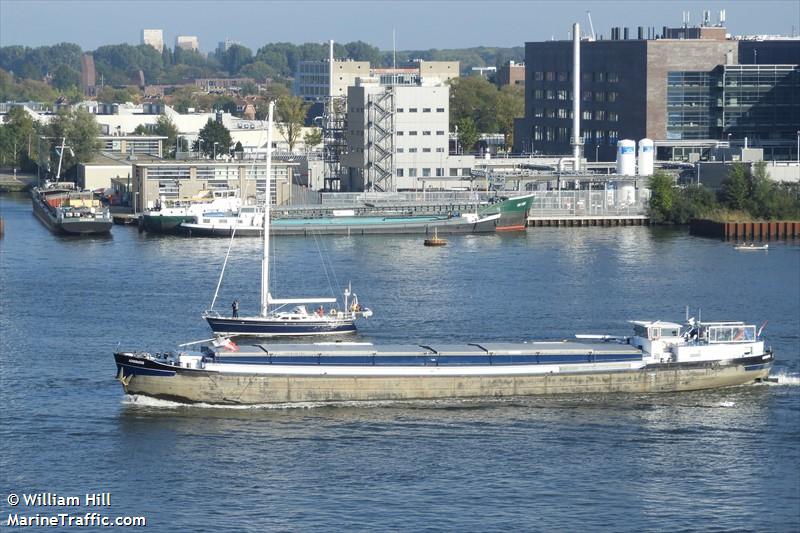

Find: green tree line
[0,41,524,94]
[648,163,800,224]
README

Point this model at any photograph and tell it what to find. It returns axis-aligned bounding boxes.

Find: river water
[1,194,798,531]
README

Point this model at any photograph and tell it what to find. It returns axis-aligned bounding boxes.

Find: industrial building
[342,79,476,191]
[293,60,459,101]
[513,16,800,162]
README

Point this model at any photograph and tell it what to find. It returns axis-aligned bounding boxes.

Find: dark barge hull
[32,197,112,235]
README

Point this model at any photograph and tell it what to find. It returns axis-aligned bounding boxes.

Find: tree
[0,106,39,169]
[275,94,309,152]
[193,118,232,158]
[132,124,148,135]
[646,172,676,224]
[153,115,179,158]
[455,117,478,154]
[52,64,80,91]
[718,163,750,212]
[303,127,322,151]
[221,44,252,75]
[45,108,101,178]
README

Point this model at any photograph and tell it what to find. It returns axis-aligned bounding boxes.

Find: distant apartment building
[513,21,800,161]
[294,60,459,101]
[141,29,164,52]
[175,36,200,52]
[497,60,525,88]
[217,39,242,54]
[342,79,473,191]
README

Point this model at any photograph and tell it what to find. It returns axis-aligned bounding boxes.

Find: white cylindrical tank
[616,139,636,176]
[638,138,654,176]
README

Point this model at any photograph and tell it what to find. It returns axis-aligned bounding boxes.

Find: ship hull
[115,353,773,405]
[141,214,192,234]
[32,194,112,235]
[205,315,357,336]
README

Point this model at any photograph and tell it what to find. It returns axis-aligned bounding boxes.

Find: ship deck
[215,341,644,366]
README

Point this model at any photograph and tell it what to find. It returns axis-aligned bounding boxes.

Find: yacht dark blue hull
[205,315,357,336]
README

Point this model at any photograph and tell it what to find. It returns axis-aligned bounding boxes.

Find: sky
[1,0,798,52]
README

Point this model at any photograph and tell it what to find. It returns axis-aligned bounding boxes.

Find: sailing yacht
[202,101,372,337]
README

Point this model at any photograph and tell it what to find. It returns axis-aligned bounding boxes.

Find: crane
[586,11,596,41]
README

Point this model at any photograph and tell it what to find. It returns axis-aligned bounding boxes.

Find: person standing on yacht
[232,299,239,318]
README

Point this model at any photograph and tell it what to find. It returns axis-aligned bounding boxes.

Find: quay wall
[690,219,800,240]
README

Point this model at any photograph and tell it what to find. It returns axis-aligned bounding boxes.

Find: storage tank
[616,139,636,176]
[638,138,654,176]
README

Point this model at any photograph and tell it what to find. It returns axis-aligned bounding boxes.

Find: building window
[436,107,445,112]
[423,131,431,136]
[436,147,445,153]
[609,112,619,122]
[557,89,568,100]
[608,130,619,143]
[396,168,404,177]
[594,72,605,83]
[409,131,418,135]
[582,110,592,120]
[397,108,404,112]
[450,168,459,176]
[546,108,556,118]
[534,89,544,99]
[409,148,418,153]
[594,110,605,120]
[422,148,431,153]
[582,91,592,101]
[462,168,471,176]
[545,71,555,81]
[594,92,605,102]
[409,168,417,177]
[534,71,544,81]
[581,73,592,84]
[397,148,404,153]
[423,108,431,112]
[608,92,618,102]
[409,107,418,112]
[546,90,555,100]
[534,108,544,118]
[608,73,619,83]
[436,168,443,177]
[558,108,569,118]
[397,131,404,136]
[436,130,445,135]
[558,72,568,82]
[422,168,431,177]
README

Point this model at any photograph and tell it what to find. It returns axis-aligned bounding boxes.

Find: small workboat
[424,228,447,246]
[734,243,769,251]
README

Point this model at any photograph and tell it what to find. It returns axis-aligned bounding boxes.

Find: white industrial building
[342,78,474,191]
[175,36,200,52]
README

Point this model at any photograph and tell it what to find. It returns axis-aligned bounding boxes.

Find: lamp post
[726,133,732,162]
[198,139,203,158]
[595,143,599,162]
[213,142,219,160]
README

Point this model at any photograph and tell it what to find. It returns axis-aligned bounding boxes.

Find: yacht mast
[260,101,274,317]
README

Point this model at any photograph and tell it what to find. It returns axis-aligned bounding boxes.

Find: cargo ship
[181,194,536,237]
[114,318,773,405]
[31,183,112,235]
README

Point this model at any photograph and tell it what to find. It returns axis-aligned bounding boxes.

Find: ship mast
[260,101,274,317]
